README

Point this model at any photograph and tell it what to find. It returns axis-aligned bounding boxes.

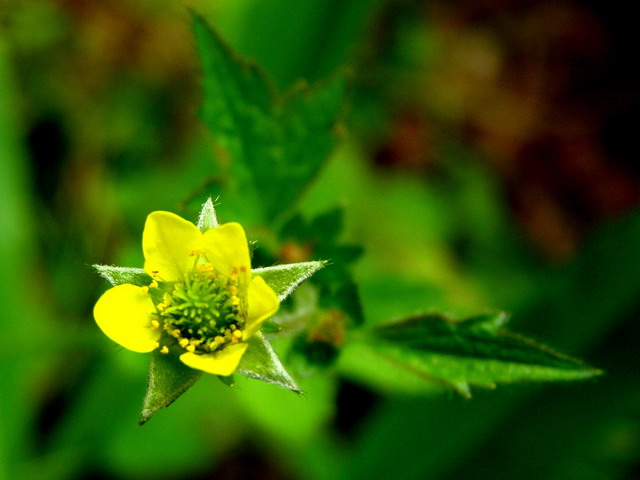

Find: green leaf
[196,197,219,232]
[139,350,202,425]
[361,312,601,396]
[253,261,325,301]
[319,279,364,326]
[237,333,301,392]
[192,13,345,220]
[93,265,152,287]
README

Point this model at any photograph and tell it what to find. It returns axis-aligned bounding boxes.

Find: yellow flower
[93,211,279,376]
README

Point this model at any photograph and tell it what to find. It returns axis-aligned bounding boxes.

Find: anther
[160,345,169,354]
[141,286,149,294]
[179,338,190,348]
[233,329,242,338]
[186,344,196,352]
[150,319,160,329]
[150,280,159,289]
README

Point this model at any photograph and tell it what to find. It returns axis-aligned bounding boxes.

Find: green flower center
[158,271,245,353]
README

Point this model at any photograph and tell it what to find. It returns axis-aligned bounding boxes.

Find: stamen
[140,286,149,294]
[160,345,169,354]
[150,319,160,329]
[150,280,159,289]
[179,338,190,348]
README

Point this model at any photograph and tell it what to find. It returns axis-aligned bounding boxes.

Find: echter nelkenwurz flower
[93,211,279,376]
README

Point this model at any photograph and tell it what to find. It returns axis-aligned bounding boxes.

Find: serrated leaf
[361,312,600,395]
[237,333,300,392]
[93,265,152,287]
[139,350,202,425]
[252,261,325,301]
[197,197,219,232]
[192,13,345,220]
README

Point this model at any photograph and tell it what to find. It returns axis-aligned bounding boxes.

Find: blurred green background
[1,0,639,479]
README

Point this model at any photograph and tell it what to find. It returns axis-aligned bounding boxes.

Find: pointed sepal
[237,333,301,392]
[139,349,203,425]
[93,265,152,287]
[252,261,326,301]
[197,197,220,232]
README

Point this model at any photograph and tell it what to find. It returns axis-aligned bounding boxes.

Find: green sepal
[139,349,202,425]
[252,261,325,301]
[359,312,601,397]
[197,197,219,232]
[217,374,235,387]
[237,333,301,392]
[93,265,152,287]
[260,320,282,334]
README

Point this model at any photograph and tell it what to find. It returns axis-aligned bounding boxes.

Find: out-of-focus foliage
[1,1,638,480]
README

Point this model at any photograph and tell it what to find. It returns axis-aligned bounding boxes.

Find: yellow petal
[93,284,160,353]
[179,343,249,375]
[143,211,202,282]
[201,223,251,278]
[243,276,279,340]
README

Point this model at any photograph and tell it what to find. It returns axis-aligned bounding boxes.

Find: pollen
[233,329,242,338]
[189,248,205,256]
[150,280,159,289]
[160,345,169,354]
[150,319,160,329]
